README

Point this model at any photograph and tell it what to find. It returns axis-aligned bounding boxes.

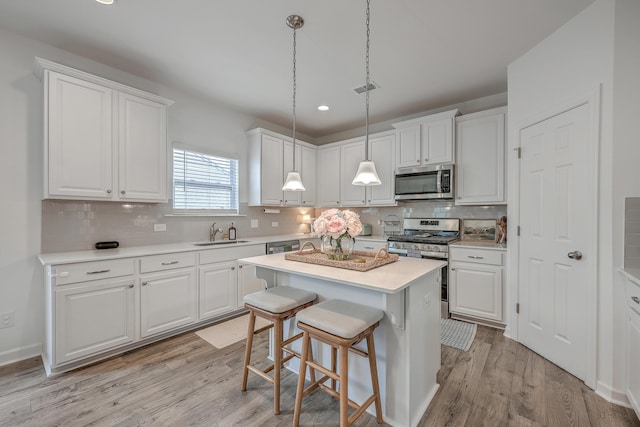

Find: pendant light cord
[292,24,297,171]
[365,0,371,161]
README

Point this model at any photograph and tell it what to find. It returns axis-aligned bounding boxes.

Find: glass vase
[321,235,354,261]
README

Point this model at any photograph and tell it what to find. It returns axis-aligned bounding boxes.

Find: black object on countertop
[95,241,119,250]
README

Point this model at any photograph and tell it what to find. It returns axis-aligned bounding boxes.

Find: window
[172,146,239,214]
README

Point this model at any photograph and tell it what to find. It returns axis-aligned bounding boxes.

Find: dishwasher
[266,239,300,254]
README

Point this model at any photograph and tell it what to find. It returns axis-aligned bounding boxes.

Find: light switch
[154,224,167,232]
[251,219,259,228]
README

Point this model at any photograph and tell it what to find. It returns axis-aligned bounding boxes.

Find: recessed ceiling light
[317,105,329,111]
[96,0,114,4]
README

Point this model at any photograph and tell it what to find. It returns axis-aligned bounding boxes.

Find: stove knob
[412,244,421,251]
[431,246,440,252]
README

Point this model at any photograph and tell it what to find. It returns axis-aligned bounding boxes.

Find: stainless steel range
[387,218,460,318]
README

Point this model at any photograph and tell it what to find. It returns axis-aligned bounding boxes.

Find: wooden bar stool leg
[241,311,256,391]
[293,331,310,427]
[367,334,383,423]
[307,332,316,384]
[331,346,337,391]
[339,344,349,427]
[273,318,283,415]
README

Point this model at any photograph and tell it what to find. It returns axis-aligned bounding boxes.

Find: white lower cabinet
[237,262,265,307]
[449,246,505,326]
[626,276,640,417]
[198,261,237,320]
[55,277,135,364]
[140,268,197,338]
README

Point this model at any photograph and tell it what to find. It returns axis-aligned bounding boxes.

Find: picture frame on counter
[462,219,497,241]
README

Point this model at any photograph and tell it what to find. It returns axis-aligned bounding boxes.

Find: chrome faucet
[210,222,224,241]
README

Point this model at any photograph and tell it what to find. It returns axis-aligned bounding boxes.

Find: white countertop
[239,252,446,294]
[450,241,508,251]
[37,233,391,265]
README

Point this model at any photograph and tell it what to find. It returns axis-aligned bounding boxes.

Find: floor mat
[441,317,477,351]
[196,314,271,349]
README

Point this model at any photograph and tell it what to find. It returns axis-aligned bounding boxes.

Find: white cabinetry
[455,107,507,205]
[449,246,505,327]
[353,238,387,252]
[626,275,640,417]
[247,128,315,207]
[198,260,237,320]
[45,258,136,371]
[139,252,197,338]
[393,109,458,169]
[316,131,396,208]
[35,58,173,202]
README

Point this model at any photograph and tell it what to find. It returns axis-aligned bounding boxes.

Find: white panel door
[283,141,302,206]
[300,145,316,207]
[237,262,266,309]
[317,146,341,207]
[367,134,396,206]
[140,269,197,338]
[395,125,421,168]
[422,118,454,165]
[118,93,167,202]
[518,104,590,381]
[260,135,284,205]
[47,71,113,199]
[450,264,503,321]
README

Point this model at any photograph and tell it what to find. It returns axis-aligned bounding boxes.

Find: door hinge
[516,303,520,314]
[517,226,521,236]
[514,147,521,158]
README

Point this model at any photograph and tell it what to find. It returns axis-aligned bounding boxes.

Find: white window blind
[173,147,239,214]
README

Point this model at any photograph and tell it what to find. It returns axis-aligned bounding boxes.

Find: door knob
[567,251,583,260]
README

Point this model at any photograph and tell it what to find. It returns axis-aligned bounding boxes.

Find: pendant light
[352,0,382,186]
[282,14,306,192]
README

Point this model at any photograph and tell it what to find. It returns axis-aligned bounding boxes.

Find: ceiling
[0,0,594,139]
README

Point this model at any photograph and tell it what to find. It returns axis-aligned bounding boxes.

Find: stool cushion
[244,287,316,314]
[296,299,384,339]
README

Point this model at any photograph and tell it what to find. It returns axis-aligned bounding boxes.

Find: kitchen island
[238,253,446,427]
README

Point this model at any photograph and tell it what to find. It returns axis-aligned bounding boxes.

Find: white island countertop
[239,253,446,294]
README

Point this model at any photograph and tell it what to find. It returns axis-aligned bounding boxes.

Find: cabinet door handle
[121,190,126,195]
[450,268,456,271]
[161,261,179,266]
[86,269,110,275]
[231,267,235,271]
[416,160,420,163]
[467,255,484,259]
[632,296,640,304]
[106,189,112,194]
[238,265,243,269]
[142,281,148,286]
[424,158,428,162]
[128,283,134,288]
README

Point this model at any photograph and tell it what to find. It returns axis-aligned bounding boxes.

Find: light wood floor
[0,325,638,426]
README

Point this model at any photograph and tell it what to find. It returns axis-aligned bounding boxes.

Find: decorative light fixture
[282,15,306,192]
[317,105,330,111]
[352,0,382,186]
[95,0,114,4]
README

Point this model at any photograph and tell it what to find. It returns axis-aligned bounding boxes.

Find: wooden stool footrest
[254,323,273,335]
[348,394,378,425]
[282,331,303,347]
[246,365,275,384]
[306,360,339,382]
[318,383,361,410]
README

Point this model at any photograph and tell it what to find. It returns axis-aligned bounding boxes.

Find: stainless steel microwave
[394,164,454,201]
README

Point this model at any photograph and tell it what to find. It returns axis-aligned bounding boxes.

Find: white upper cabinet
[35,58,173,203]
[247,128,314,207]
[393,109,458,169]
[316,145,341,207]
[340,139,367,207]
[366,133,396,206]
[455,107,507,205]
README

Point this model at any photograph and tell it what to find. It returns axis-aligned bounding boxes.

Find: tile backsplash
[625,197,640,268]
[42,200,506,253]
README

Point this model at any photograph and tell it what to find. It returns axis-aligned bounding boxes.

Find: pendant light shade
[352,0,382,187]
[282,14,306,192]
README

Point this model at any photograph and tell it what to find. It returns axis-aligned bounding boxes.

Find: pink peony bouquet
[313,208,362,240]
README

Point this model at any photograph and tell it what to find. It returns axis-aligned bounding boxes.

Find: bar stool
[293,299,384,427]
[241,286,317,415]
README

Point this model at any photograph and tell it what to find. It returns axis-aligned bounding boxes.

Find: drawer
[450,247,503,266]
[52,259,134,285]
[199,244,265,265]
[354,240,387,252]
[140,252,196,274]
[627,276,640,315]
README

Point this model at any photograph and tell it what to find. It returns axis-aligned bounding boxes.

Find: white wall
[0,27,259,365]
[507,0,631,402]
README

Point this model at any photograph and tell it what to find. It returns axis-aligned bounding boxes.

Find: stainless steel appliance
[394,163,454,201]
[387,218,460,318]
[266,239,300,254]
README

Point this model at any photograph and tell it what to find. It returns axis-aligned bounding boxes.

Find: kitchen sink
[193,240,250,246]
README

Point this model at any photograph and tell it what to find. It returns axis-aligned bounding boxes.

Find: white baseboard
[596,380,631,408]
[0,343,42,367]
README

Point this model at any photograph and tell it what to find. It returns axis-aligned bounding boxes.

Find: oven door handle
[388,248,408,256]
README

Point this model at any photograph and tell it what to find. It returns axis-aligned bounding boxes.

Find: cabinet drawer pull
[231,266,235,271]
[632,296,640,304]
[161,261,179,266]
[142,281,148,286]
[364,246,374,250]
[238,265,243,269]
[121,190,126,195]
[106,189,112,194]
[467,255,484,259]
[86,269,110,275]
[128,283,134,288]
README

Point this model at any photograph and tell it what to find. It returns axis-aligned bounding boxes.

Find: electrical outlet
[0,312,15,329]
[272,222,279,227]
[251,219,259,228]
[154,224,167,232]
